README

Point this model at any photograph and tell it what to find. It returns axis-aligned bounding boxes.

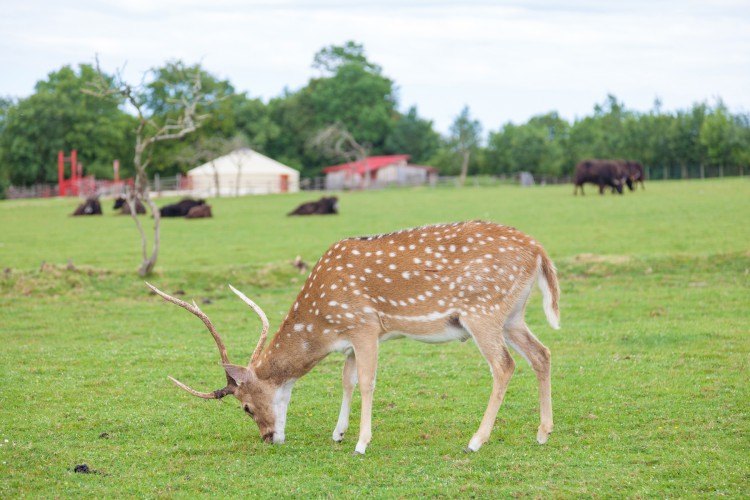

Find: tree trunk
[132,142,160,277]
[458,150,470,187]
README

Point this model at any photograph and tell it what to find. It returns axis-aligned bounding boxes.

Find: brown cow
[113,196,147,215]
[185,204,212,219]
[573,160,624,195]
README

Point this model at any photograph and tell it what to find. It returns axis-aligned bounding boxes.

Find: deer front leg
[351,334,379,455]
[333,352,357,442]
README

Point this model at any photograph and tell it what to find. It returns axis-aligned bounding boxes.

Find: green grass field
[1,179,748,497]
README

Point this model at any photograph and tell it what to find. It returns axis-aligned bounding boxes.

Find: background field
[1,179,748,497]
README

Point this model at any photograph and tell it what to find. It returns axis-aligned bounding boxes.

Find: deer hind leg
[503,319,553,444]
[461,316,516,452]
[333,352,357,442]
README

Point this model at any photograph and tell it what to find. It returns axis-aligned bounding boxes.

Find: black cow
[113,196,147,215]
[160,198,206,217]
[573,160,624,195]
[288,196,339,216]
[72,196,103,216]
[623,160,645,190]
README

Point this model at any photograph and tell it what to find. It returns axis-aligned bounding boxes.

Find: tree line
[1,41,749,197]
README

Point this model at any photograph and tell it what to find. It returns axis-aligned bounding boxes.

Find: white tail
[151,220,560,454]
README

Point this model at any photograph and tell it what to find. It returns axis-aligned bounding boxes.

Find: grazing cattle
[185,204,212,219]
[573,160,624,195]
[623,160,645,190]
[72,196,103,216]
[288,196,339,216]
[113,196,147,215]
[160,198,206,217]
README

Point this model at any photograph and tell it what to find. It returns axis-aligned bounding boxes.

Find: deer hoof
[537,425,552,444]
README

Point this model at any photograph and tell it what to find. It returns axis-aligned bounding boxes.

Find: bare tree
[85,59,209,276]
[309,123,371,189]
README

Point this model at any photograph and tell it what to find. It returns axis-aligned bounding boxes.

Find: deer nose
[262,432,274,443]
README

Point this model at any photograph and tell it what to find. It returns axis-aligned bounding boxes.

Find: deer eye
[243,404,255,418]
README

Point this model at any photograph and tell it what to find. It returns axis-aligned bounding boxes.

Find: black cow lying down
[113,196,147,215]
[72,196,103,216]
[288,196,338,216]
[160,198,206,217]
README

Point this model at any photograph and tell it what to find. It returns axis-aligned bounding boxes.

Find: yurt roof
[189,149,298,176]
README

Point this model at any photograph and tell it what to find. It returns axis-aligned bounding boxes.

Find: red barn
[322,155,437,190]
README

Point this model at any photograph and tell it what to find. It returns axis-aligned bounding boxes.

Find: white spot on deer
[389,252,396,258]
[364,268,372,273]
[389,264,397,270]
[352,249,360,255]
[402,271,411,279]
[384,278,392,283]
[413,257,422,264]
[294,302,299,311]
[340,303,349,309]
[329,300,338,306]
[294,324,304,332]
[425,247,433,254]
[306,324,314,333]
[331,284,338,290]
[462,246,469,253]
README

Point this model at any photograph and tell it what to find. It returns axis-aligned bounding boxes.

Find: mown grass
[0,178,748,497]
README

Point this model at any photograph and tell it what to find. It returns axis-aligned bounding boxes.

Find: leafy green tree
[486,113,568,177]
[142,61,237,175]
[0,64,134,186]
[306,53,397,151]
[700,103,741,174]
[449,106,482,185]
[383,106,441,163]
[313,41,381,75]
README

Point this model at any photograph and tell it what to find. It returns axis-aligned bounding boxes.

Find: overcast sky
[2,0,749,135]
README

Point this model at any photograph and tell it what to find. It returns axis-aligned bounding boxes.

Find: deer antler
[228,284,269,367]
[145,282,237,399]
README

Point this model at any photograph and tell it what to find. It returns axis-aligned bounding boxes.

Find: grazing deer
[148,220,560,454]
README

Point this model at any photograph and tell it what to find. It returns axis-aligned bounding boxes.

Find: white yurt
[187,148,300,197]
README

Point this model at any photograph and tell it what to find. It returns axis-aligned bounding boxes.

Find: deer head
[145,283,283,443]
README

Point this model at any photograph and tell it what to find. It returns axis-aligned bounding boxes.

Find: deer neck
[251,313,330,384]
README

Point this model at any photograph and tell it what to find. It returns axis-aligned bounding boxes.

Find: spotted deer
[148,220,560,454]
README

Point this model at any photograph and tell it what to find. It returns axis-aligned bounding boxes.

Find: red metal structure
[58,150,79,196]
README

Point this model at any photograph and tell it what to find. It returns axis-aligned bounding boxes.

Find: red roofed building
[322,155,437,190]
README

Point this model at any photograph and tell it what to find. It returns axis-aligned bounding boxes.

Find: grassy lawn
[1,178,748,497]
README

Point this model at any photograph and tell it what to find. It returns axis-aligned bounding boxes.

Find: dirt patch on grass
[570,253,631,265]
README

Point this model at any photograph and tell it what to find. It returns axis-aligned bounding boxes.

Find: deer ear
[222,364,253,385]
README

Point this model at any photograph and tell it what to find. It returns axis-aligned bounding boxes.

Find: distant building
[188,148,299,197]
[322,155,437,190]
